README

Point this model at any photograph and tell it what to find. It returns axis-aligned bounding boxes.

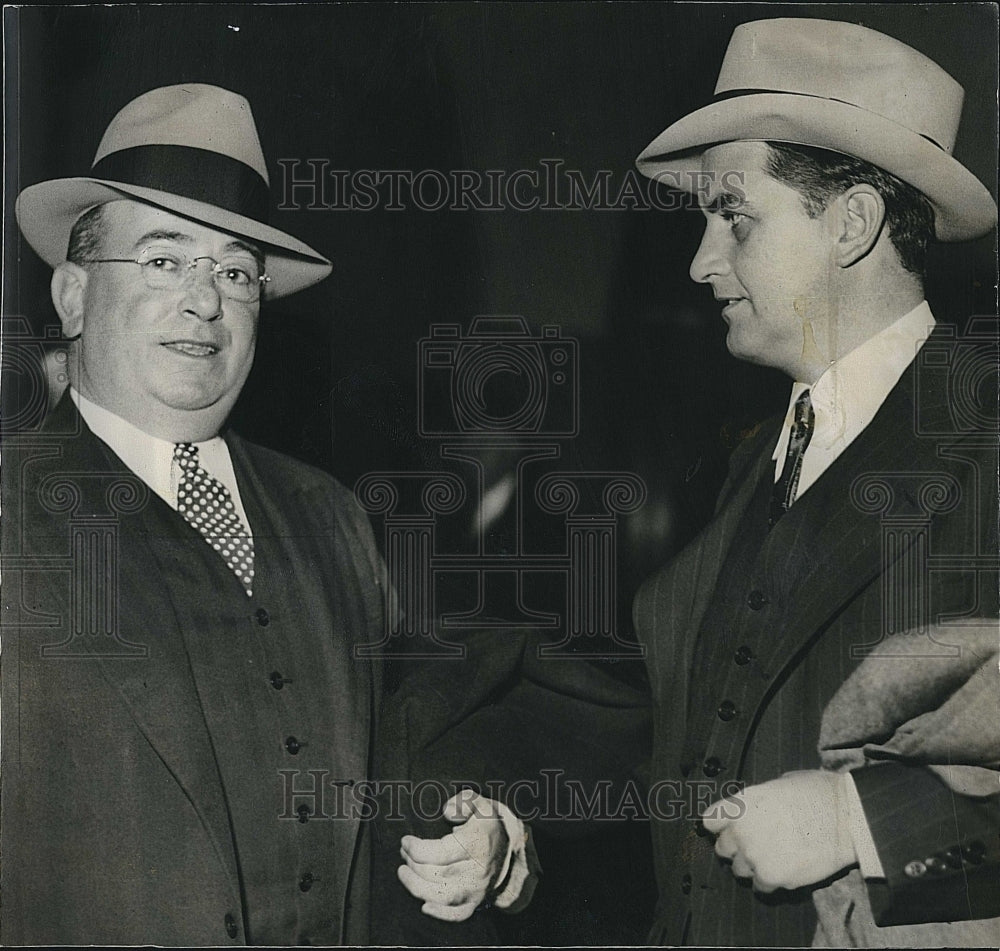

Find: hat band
[711,88,947,152]
[91,144,270,222]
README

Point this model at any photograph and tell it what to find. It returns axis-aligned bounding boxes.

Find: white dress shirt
[69,388,253,538]
[770,300,937,880]
[772,300,936,495]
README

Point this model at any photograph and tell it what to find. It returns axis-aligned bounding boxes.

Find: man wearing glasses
[3,84,386,945]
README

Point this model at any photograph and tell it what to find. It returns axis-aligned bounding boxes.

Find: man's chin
[144,389,240,440]
[724,333,783,373]
[724,330,757,363]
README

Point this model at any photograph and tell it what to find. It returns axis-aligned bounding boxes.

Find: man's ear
[51,262,89,340]
[832,184,885,268]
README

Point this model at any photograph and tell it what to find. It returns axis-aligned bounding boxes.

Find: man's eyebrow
[131,231,264,267]
[224,239,265,267]
[132,229,192,250]
[701,192,750,214]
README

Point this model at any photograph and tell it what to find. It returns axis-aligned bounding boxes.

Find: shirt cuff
[842,771,886,879]
[491,801,540,912]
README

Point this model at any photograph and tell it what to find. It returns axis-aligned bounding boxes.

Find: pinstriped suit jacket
[633,326,999,946]
[1,396,386,945]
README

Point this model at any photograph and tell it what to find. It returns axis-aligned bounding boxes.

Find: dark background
[3,3,997,944]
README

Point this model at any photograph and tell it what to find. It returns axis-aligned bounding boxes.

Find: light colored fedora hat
[16,83,331,298]
[635,18,997,241]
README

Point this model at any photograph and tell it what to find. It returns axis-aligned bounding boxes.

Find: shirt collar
[69,388,229,506]
[773,301,936,461]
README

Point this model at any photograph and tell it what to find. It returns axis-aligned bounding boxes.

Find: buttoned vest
[652,452,883,947]
[144,446,377,945]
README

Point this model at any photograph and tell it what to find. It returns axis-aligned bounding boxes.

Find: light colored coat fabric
[813,623,1000,948]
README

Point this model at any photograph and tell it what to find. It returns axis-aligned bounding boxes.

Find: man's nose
[182,261,223,321]
[689,221,730,285]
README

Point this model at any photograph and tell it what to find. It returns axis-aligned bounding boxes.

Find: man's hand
[398,792,511,921]
[700,770,857,892]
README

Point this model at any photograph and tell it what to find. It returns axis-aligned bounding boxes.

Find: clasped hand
[701,770,857,892]
[398,792,511,921]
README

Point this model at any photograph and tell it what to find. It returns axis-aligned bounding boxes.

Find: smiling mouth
[719,298,747,318]
[161,341,220,357]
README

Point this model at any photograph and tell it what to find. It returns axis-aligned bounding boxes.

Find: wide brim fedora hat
[16,83,331,298]
[635,18,997,242]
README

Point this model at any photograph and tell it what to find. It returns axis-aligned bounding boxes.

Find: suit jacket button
[904,860,927,878]
[299,872,315,892]
[733,645,754,666]
[255,608,270,626]
[702,757,723,777]
[681,873,692,895]
[297,804,311,823]
[270,671,285,690]
[224,913,239,939]
[717,700,737,721]
[746,590,768,611]
[285,736,302,755]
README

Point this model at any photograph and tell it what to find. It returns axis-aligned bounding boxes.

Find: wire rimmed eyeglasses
[80,246,271,302]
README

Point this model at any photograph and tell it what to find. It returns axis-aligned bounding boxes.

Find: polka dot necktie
[769,388,815,529]
[173,443,255,595]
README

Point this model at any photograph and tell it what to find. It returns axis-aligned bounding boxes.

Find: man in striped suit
[394,18,999,947]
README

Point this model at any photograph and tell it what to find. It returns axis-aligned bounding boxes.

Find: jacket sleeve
[380,627,653,822]
[851,762,1000,926]
[370,628,652,945]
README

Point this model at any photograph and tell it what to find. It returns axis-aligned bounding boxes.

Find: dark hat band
[711,88,947,152]
[91,144,270,222]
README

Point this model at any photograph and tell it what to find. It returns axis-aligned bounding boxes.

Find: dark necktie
[769,389,815,528]
[174,442,255,595]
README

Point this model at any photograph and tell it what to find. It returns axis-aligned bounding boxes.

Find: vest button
[904,860,926,878]
[255,608,270,626]
[297,803,311,823]
[702,757,723,777]
[299,872,315,892]
[224,913,238,939]
[943,846,964,869]
[746,590,767,611]
[961,840,986,865]
[285,735,302,755]
[717,700,737,721]
[681,873,692,895]
[270,671,285,690]
[733,645,754,666]
[924,855,947,875]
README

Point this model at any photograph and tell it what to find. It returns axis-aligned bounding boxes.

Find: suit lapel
[752,348,951,685]
[43,397,242,898]
[679,340,964,768]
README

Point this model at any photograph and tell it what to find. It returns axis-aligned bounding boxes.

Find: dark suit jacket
[1,396,386,945]
[634,327,999,945]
